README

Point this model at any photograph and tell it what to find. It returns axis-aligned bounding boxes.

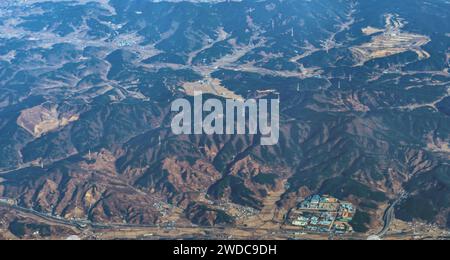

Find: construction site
[351,13,431,65]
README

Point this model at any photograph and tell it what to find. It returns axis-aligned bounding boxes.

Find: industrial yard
[286,195,355,235]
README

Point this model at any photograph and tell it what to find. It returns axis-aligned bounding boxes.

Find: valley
[0,0,449,240]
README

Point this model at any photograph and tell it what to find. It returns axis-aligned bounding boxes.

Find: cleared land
[351,14,430,65]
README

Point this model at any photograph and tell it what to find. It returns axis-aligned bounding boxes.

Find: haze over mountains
[0,0,449,239]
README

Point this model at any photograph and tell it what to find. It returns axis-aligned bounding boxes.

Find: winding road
[376,192,408,238]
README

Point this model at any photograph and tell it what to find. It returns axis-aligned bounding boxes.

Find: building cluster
[216,202,259,220]
[153,201,172,217]
[288,195,355,235]
[0,197,16,206]
[205,197,260,221]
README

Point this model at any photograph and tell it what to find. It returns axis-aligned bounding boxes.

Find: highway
[377,192,408,238]
[0,200,367,240]
[0,200,97,230]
